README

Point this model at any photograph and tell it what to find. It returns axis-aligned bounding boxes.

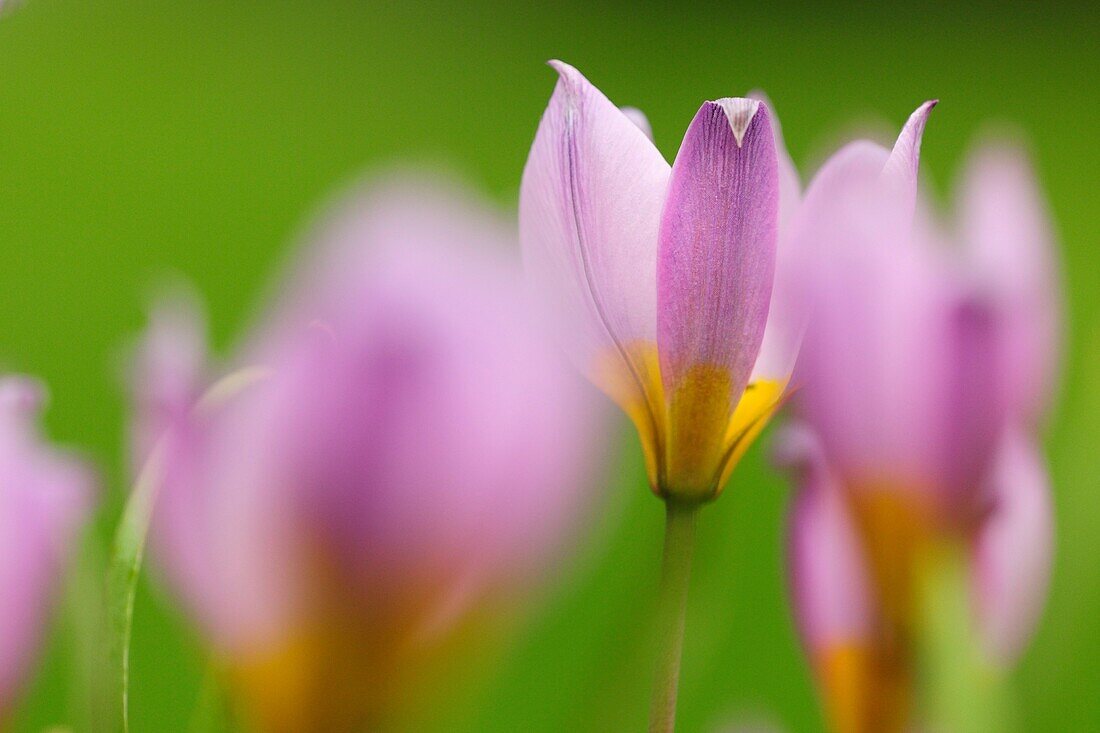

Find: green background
[1,1,1097,730]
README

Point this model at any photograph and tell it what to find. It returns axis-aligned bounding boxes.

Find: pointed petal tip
[880,98,939,200]
[707,97,764,147]
[904,99,938,129]
[545,60,590,111]
[902,99,938,135]
[547,59,580,84]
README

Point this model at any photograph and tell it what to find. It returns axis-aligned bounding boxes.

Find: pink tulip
[0,378,94,717]
[779,104,1059,732]
[129,175,604,731]
[520,61,803,502]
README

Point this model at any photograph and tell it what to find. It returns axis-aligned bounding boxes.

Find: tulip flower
[778,104,1059,733]
[129,176,604,732]
[520,61,801,504]
[0,378,94,718]
[520,61,801,732]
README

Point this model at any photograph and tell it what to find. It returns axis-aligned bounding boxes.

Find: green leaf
[104,367,270,733]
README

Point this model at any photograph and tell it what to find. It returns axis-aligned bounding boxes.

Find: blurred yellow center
[819,642,911,733]
[591,342,785,501]
[231,615,388,733]
[847,488,936,634]
[226,537,496,733]
[814,488,941,733]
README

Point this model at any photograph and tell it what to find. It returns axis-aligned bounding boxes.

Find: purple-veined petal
[520,61,670,418]
[958,142,1061,423]
[655,98,778,495]
[972,426,1053,665]
[657,98,778,404]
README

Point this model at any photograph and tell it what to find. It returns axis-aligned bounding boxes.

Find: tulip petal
[0,378,94,709]
[779,424,915,732]
[972,426,1053,664]
[654,98,778,495]
[959,143,1061,423]
[657,98,778,403]
[881,100,937,215]
[127,291,207,478]
[779,424,873,659]
[520,61,670,430]
[749,91,801,232]
[749,92,802,382]
[792,135,1004,504]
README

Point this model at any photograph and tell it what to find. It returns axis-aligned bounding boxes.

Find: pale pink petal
[620,106,654,142]
[749,92,802,382]
[519,61,670,404]
[657,98,778,403]
[149,372,304,654]
[0,378,94,710]
[777,424,873,657]
[791,137,1004,506]
[881,100,938,217]
[958,142,1061,423]
[748,91,800,232]
[972,426,1053,664]
[127,290,207,478]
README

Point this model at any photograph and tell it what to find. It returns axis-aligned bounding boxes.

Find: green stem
[647,500,700,733]
[918,542,1015,733]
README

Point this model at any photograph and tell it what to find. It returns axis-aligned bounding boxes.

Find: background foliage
[0,1,1096,730]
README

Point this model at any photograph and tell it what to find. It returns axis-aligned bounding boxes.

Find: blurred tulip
[0,378,94,718]
[129,176,604,732]
[520,61,803,502]
[779,104,1059,732]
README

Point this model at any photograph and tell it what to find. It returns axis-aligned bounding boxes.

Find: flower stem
[648,500,700,733]
[918,541,1015,733]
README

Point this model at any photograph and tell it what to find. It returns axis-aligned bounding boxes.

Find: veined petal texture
[520,61,670,420]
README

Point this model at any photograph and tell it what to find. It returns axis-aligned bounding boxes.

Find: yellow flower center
[591,342,785,501]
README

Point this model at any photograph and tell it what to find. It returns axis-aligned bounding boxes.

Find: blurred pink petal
[781,103,1061,732]
[0,377,94,713]
[620,105,654,141]
[135,174,605,727]
[778,424,873,660]
[959,142,1061,423]
[972,426,1054,665]
[792,101,1009,511]
[127,290,207,476]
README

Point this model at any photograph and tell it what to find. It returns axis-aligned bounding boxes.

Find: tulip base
[648,499,700,733]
